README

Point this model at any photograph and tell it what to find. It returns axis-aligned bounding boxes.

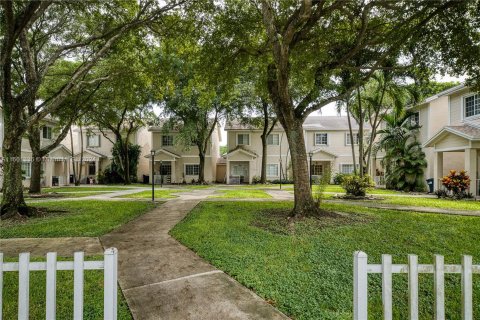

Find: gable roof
[423,124,480,147]
[47,144,71,157]
[74,149,109,159]
[311,148,337,158]
[226,145,258,158]
[145,148,181,159]
[225,116,367,131]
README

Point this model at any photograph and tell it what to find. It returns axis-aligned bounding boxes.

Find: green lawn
[171,201,480,320]
[1,200,155,238]
[2,257,132,320]
[119,189,181,199]
[380,196,480,211]
[209,189,272,199]
[42,186,141,193]
[315,185,405,195]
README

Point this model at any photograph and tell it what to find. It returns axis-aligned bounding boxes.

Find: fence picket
[408,255,419,320]
[382,255,392,320]
[18,252,30,320]
[46,252,57,320]
[104,248,118,320]
[434,255,445,320]
[353,251,368,320]
[0,253,3,320]
[73,252,84,320]
[462,255,473,320]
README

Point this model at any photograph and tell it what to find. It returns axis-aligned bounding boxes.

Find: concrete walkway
[100,199,289,320]
[0,237,104,257]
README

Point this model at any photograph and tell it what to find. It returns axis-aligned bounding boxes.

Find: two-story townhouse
[417,84,480,195]
[224,116,369,184]
[0,110,72,188]
[146,123,221,184]
[68,126,151,183]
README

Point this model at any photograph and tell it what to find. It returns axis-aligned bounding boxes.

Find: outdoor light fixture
[150,150,155,202]
[308,151,314,189]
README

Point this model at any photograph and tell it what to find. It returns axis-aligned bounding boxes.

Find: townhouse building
[410,84,480,195]
[68,126,151,183]
[0,110,72,187]
[146,123,221,184]
[224,116,371,184]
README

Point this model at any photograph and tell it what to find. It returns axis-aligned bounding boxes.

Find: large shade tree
[204,0,465,216]
[0,1,183,218]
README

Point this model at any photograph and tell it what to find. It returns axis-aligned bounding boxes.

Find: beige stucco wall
[135,127,151,181]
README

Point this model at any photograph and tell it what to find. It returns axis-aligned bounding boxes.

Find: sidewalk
[100,199,289,320]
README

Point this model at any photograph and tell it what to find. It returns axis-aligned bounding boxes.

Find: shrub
[440,170,472,199]
[333,173,350,185]
[341,175,374,197]
[270,179,294,184]
[252,176,261,184]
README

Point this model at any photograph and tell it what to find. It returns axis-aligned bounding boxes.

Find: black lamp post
[150,150,155,202]
[308,151,313,189]
[160,160,163,188]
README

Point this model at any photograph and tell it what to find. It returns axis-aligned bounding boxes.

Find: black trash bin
[426,178,434,193]
[143,174,149,184]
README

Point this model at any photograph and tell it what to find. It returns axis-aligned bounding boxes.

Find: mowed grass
[209,189,272,199]
[2,257,132,320]
[119,189,181,199]
[171,201,480,320]
[1,200,155,238]
[42,186,141,193]
[380,196,480,211]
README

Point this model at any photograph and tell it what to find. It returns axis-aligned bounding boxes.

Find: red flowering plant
[441,170,471,199]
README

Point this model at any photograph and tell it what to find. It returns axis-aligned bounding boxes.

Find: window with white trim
[237,133,250,145]
[267,133,279,145]
[340,164,355,174]
[21,161,31,178]
[266,164,279,176]
[185,164,200,175]
[409,112,420,126]
[87,134,100,147]
[346,133,359,145]
[464,94,480,118]
[314,133,328,146]
[162,135,173,146]
[42,126,52,140]
[312,163,323,175]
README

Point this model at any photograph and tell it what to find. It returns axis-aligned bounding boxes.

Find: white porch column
[465,148,478,195]
[95,159,100,177]
[171,160,176,184]
[370,158,377,181]
[226,158,230,184]
[433,151,443,190]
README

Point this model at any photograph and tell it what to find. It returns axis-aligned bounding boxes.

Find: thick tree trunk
[69,127,77,185]
[1,120,28,219]
[123,141,131,185]
[346,105,357,175]
[284,121,318,217]
[260,135,268,183]
[28,124,42,193]
[198,151,206,183]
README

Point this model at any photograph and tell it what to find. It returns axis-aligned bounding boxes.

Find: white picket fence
[0,248,118,320]
[353,251,480,320]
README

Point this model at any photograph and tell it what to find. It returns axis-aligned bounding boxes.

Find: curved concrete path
[100,199,289,320]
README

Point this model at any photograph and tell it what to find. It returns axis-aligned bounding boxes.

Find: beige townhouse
[146,123,221,184]
[412,84,480,195]
[0,110,72,188]
[68,126,151,183]
[224,116,369,184]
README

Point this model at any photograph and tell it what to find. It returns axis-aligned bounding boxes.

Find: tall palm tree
[376,109,427,191]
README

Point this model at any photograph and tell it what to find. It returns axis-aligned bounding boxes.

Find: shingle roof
[445,124,480,140]
[226,145,259,157]
[225,116,365,131]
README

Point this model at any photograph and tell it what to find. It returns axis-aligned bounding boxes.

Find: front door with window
[230,162,249,184]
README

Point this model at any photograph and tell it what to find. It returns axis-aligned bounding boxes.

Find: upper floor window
[185,164,200,175]
[346,133,359,145]
[42,126,52,140]
[409,112,420,126]
[87,134,100,147]
[266,164,279,176]
[237,133,250,145]
[162,135,173,146]
[465,94,480,118]
[267,134,279,145]
[314,133,328,146]
[21,161,31,178]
